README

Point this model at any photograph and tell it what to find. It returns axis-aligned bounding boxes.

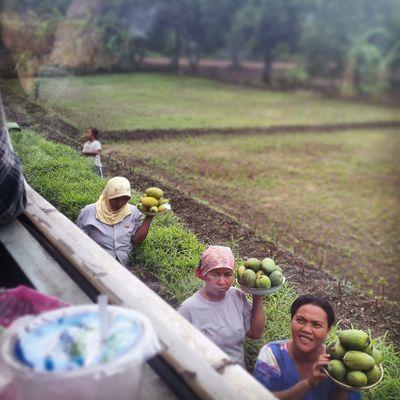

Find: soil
[2,81,399,348]
[100,121,400,143]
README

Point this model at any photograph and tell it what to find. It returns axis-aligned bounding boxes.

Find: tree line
[2,0,400,96]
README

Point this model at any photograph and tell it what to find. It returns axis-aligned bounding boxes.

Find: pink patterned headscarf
[195,246,236,280]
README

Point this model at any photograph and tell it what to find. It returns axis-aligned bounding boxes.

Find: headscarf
[195,246,236,280]
[95,177,132,225]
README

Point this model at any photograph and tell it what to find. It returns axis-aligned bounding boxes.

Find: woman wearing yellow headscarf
[76,177,153,266]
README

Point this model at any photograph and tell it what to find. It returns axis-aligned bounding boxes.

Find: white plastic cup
[0,305,160,400]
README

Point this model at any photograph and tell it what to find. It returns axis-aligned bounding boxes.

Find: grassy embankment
[106,130,400,300]
[7,73,399,131]
[12,130,399,399]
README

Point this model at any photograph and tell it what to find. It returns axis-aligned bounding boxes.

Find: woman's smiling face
[290,303,329,353]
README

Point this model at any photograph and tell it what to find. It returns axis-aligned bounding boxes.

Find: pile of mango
[327,329,383,388]
[137,187,171,214]
[237,257,284,289]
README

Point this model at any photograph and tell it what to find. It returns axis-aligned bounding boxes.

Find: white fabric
[178,287,252,366]
[76,204,144,266]
[83,140,102,167]
[257,342,281,370]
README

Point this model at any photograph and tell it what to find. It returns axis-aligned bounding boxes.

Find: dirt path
[2,83,399,348]
[100,121,400,142]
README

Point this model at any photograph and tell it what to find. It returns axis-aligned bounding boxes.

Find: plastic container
[0,305,160,400]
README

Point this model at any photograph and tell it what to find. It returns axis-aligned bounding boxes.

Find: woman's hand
[305,354,330,388]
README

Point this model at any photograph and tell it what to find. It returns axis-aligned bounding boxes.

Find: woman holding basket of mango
[178,245,265,367]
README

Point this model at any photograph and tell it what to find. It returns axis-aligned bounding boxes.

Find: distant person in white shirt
[82,127,103,177]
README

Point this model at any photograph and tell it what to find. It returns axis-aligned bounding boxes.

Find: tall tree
[232,0,305,84]
[302,0,400,94]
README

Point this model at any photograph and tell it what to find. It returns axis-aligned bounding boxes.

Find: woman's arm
[246,295,265,339]
[132,215,153,244]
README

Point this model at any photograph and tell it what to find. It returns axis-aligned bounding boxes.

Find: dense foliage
[2,0,400,95]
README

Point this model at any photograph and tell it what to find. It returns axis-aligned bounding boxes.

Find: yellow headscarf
[95,177,132,225]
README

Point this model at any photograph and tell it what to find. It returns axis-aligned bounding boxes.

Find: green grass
[7,73,399,130]
[106,129,400,299]
[12,130,399,399]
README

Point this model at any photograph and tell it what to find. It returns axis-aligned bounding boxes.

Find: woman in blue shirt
[253,295,360,400]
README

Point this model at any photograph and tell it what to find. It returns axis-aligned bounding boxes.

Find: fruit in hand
[141,197,159,208]
[261,258,276,274]
[339,330,370,351]
[237,265,246,280]
[145,187,164,199]
[326,329,383,389]
[241,269,257,288]
[346,371,368,387]
[244,258,261,272]
[327,341,346,360]
[137,187,171,215]
[343,351,375,371]
[269,270,283,286]
[256,275,271,289]
[365,365,381,385]
[237,256,285,292]
[327,359,346,381]
[371,348,382,364]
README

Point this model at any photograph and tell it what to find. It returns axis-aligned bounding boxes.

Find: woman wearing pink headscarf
[178,245,265,367]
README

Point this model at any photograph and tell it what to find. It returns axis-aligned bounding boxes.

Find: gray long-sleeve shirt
[76,204,144,266]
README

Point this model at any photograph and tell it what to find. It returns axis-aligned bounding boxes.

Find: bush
[277,66,310,89]
[12,130,106,219]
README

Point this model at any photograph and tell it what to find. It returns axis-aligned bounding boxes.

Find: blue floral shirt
[253,340,361,400]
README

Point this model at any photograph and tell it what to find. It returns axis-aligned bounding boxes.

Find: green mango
[327,359,347,381]
[270,270,283,287]
[327,341,346,360]
[241,269,257,288]
[371,348,382,364]
[364,343,373,355]
[339,329,370,351]
[158,205,167,213]
[256,275,271,289]
[237,265,246,280]
[141,196,159,208]
[256,270,264,279]
[145,187,164,199]
[261,258,276,274]
[149,206,158,213]
[343,351,375,371]
[274,265,282,272]
[365,365,381,385]
[244,258,261,272]
[346,371,368,387]
[158,198,170,205]
[137,203,148,212]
